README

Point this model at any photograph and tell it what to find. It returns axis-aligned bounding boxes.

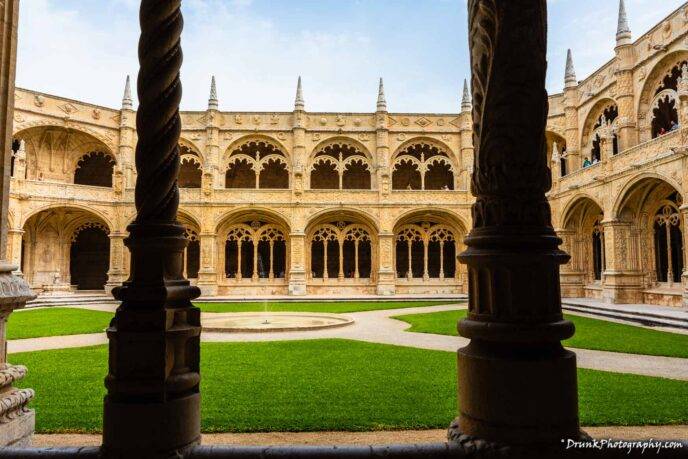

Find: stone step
[562,303,688,330]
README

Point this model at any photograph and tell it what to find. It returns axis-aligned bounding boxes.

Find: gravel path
[8,304,688,381]
[29,425,688,447]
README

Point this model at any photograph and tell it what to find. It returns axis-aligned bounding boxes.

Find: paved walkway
[9,303,688,381]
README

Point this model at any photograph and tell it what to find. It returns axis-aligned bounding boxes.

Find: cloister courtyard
[5,298,687,445]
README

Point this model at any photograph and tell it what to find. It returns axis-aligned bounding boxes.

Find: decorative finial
[208,76,218,110]
[122,75,133,110]
[565,49,577,88]
[294,76,304,111]
[461,79,472,112]
[376,78,387,112]
[616,0,631,45]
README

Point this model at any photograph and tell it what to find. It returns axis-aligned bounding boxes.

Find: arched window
[310,143,371,190]
[395,222,458,280]
[588,105,619,162]
[560,147,568,177]
[591,218,604,281]
[310,222,372,279]
[184,228,200,278]
[654,202,683,284]
[651,90,679,139]
[74,151,115,187]
[10,138,19,177]
[179,146,202,188]
[224,222,287,280]
[225,140,289,189]
[70,222,110,290]
[392,143,454,190]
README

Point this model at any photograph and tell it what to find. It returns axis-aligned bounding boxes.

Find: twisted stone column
[103,1,201,457]
[451,0,581,448]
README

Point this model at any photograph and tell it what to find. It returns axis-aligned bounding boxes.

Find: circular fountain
[202,312,354,333]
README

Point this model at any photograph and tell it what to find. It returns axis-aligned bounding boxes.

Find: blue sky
[15,0,688,112]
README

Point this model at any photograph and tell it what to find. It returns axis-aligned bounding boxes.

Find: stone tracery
[392,142,454,190]
[224,221,287,280]
[309,221,373,279]
[309,142,372,190]
[225,139,289,189]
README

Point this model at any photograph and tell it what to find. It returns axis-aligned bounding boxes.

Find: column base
[457,340,580,445]
[102,393,200,459]
[448,421,592,458]
[288,269,307,295]
[601,272,644,304]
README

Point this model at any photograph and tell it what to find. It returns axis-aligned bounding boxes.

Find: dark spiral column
[450,0,582,448]
[102,1,201,457]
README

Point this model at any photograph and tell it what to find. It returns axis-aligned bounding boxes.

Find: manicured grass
[195,300,454,314]
[393,310,688,359]
[12,340,688,433]
[7,308,113,340]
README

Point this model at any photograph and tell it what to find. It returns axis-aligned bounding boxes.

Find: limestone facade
[8,2,688,306]
[8,79,473,297]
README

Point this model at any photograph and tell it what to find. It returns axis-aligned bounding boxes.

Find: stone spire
[461,78,471,112]
[564,49,577,88]
[616,0,631,45]
[122,75,133,110]
[294,76,304,111]
[376,78,387,112]
[208,75,218,110]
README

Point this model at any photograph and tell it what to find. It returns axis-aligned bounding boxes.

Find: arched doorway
[70,223,110,290]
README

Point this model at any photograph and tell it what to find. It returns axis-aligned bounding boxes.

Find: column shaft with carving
[103,1,202,457]
[452,0,581,448]
[0,0,37,447]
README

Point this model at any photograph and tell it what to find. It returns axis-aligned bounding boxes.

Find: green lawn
[195,300,454,314]
[393,310,688,359]
[12,340,688,433]
[7,308,113,340]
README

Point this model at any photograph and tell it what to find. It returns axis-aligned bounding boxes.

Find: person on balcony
[659,127,667,136]
[670,120,679,132]
[582,157,592,168]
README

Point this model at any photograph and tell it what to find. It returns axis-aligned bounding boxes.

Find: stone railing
[558,129,684,190]
[10,179,116,203]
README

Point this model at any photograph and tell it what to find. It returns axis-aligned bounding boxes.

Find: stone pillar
[563,54,580,171]
[102,2,202,457]
[288,233,307,295]
[680,205,688,307]
[614,46,637,152]
[6,229,22,276]
[292,77,306,198]
[197,233,218,296]
[677,64,688,129]
[105,232,126,293]
[459,104,473,191]
[452,0,581,449]
[601,220,643,304]
[118,77,136,190]
[0,0,37,447]
[375,79,391,197]
[557,228,584,298]
[204,88,219,200]
[376,232,396,295]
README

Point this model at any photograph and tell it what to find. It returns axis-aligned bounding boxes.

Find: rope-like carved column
[103,1,201,456]
[450,0,583,450]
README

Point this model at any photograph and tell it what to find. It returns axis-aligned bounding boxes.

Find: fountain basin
[201,312,354,333]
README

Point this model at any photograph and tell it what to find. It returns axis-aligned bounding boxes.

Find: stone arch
[392,209,467,281]
[546,131,568,177]
[224,136,290,189]
[308,137,373,190]
[613,175,683,287]
[178,211,201,279]
[74,151,116,187]
[612,172,683,219]
[21,206,112,291]
[216,208,291,281]
[179,144,203,189]
[21,203,114,232]
[558,196,605,287]
[391,137,457,190]
[638,50,688,141]
[580,98,619,164]
[13,125,115,183]
[305,209,377,281]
